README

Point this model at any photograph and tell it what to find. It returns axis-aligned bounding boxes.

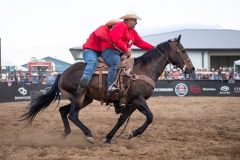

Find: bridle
[155,41,192,78]
[176,47,192,72]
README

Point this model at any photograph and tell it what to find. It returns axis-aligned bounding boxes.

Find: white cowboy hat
[120,12,141,20]
[105,19,121,27]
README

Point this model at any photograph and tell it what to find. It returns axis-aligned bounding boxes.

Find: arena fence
[0,80,239,102]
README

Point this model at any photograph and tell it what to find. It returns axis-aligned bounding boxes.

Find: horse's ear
[177,35,181,42]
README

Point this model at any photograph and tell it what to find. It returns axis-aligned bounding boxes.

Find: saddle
[94,57,155,105]
[94,57,134,74]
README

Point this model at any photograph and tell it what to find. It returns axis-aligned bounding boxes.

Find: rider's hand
[121,54,128,60]
[125,48,131,57]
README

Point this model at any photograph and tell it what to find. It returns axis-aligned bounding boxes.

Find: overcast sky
[1,0,240,65]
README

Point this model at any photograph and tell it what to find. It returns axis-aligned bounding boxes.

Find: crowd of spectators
[0,71,58,86]
[1,67,240,86]
[160,67,240,81]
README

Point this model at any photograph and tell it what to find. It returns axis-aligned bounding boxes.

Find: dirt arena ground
[0,97,240,160]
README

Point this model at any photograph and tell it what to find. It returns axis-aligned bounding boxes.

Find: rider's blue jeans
[82,49,101,81]
[102,49,121,88]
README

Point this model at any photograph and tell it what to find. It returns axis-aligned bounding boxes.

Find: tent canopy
[234,60,240,71]
[234,60,240,65]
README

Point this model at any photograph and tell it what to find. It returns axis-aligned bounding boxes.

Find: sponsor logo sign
[202,88,216,91]
[18,87,27,95]
[234,87,240,93]
[189,86,201,93]
[175,83,188,96]
[219,86,230,95]
[154,88,173,92]
[40,87,51,94]
[15,87,30,100]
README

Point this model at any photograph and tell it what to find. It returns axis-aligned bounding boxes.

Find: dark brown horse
[22,35,195,144]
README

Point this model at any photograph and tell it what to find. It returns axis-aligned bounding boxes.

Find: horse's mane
[134,41,172,64]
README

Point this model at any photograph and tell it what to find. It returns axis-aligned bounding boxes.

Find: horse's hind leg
[68,96,94,143]
[59,103,71,138]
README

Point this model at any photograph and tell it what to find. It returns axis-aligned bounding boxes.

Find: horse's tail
[21,74,61,124]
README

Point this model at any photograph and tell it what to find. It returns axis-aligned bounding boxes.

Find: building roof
[69,29,240,59]
[141,29,240,49]
[42,56,72,65]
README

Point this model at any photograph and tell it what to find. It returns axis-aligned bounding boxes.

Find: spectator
[172,68,180,80]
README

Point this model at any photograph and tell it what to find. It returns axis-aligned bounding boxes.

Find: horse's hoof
[86,136,95,144]
[62,133,69,139]
[128,130,134,139]
[103,138,111,144]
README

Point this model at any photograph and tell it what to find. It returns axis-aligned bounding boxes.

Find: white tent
[234,60,240,71]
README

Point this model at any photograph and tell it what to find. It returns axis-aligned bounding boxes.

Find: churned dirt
[0,97,240,160]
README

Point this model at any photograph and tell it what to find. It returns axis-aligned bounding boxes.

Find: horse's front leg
[128,98,153,139]
[104,106,136,144]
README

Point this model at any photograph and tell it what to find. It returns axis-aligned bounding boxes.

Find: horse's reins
[155,44,191,79]
[176,48,191,69]
[176,48,194,79]
[155,46,173,79]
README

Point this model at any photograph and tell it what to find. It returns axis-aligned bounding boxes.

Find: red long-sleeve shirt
[102,22,154,53]
[83,25,110,52]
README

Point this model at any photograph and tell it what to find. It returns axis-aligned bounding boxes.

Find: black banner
[0,80,240,102]
[153,80,240,97]
[0,84,52,102]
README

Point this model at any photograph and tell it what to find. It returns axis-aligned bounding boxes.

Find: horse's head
[167,35,195,74]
